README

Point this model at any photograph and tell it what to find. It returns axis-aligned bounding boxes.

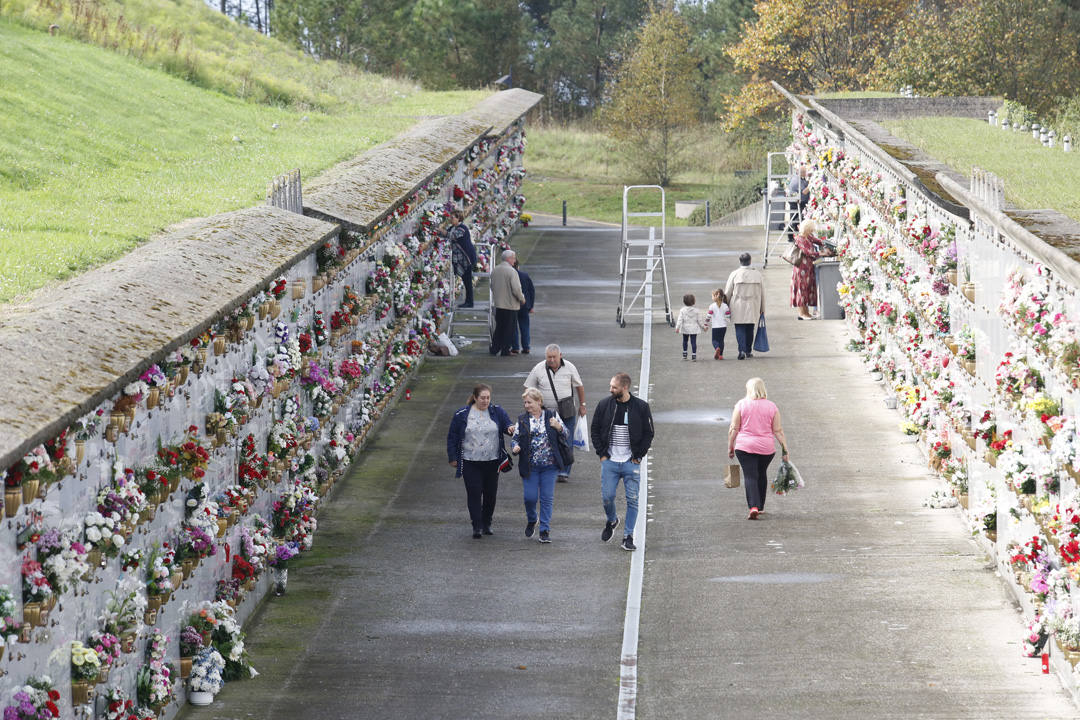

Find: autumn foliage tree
[722,0,913,128]
[603,7,701,186]
[883,0,1080,116]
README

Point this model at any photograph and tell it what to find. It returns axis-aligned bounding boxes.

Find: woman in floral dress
[790,219,833,319]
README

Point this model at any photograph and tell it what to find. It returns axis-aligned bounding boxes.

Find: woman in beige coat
[724,253,766,360]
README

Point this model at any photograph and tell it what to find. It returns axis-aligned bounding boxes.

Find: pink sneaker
[747,507,759,520]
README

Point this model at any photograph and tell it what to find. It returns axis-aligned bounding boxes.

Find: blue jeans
[523,465,557,532]
[734,323,755,355]
[711,327,727,354]
[511,308,531,352]
[601,459,640,538]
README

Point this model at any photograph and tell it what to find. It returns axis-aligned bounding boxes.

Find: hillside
[0,18,485,303]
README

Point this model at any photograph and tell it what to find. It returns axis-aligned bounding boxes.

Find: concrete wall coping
[0,206,338,471]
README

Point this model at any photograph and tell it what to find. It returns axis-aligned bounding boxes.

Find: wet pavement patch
[708,573,842,584]
[651,408,730,424]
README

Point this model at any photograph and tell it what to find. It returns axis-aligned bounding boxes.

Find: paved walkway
[181,222,1077,719]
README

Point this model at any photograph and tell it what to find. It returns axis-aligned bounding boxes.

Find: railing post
[562,200,567,226]
[705,201,711,227]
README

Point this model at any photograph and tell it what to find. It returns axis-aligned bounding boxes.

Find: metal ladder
[446,241,495,340]
[616,185,673,328]
[762,151,801,267]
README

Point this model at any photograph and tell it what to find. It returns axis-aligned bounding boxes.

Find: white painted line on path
[617,240,653,719]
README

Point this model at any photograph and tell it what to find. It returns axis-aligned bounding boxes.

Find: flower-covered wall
[0,89,540,719]
[787,93,1080,701]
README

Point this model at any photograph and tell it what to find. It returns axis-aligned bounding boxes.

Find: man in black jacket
[590,372,654,551]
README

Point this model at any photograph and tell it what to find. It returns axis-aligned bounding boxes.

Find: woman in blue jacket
[447,383,514,538]
[510,388,569,543]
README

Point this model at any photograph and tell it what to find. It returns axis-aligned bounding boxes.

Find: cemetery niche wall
[0,88,540,718]
[780,86,1080,703]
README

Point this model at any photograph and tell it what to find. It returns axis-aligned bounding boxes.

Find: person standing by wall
[727,377,789,520]
[790,219,835,320]
[786,166,809,242]
[510,256,535,355]
[510,388,569,543]
[446,209,477,308]
[724,253,766,360]
[591,372,654,551]
[446,384,515,538]
[523,344,585,483]
[490,249,526,356]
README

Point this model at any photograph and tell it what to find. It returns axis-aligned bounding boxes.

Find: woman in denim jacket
[511,388,569,544]
[447,383,514,538]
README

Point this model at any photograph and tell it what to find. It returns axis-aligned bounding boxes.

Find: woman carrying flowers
[728,377,790,520]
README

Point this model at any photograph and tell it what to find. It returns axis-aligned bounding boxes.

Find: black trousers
[462,459,500,531]
[461,267,474,305]
[492,308,517,355]
[735,450,775,511]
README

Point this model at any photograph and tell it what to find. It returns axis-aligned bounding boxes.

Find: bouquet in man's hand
[772,459,805,495]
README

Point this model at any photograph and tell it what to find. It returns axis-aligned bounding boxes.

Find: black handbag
[546,366,577,420]
[553,414,574,467]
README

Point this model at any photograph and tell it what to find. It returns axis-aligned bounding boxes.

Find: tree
[603,7,701,186]
[884,0,1080,116]
[679,0,756,118]
[722,0,913,128]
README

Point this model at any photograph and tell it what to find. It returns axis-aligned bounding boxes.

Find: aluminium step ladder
[616,185,673,328]
[446,241,495,340]
[762,151,801,267]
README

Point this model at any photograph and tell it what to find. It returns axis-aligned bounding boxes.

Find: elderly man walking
[490,249,526,356]
[523,344,585,482]
[724,252,766,360]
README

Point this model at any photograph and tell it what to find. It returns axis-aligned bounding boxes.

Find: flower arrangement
[240,518,273,569]
[103,582,147,639]
[102,686,155,720]
[35,528,89,595]
[188,647,225,695]
[89,631,122,672]
[70,641,102,682]
[2,676,60,719]
[214,578,242,606]
[144,544,174,598]
[177,525,216,562]
[175,426,211,480]
[1022,615,1049,657]
[267,541,299,570]
[198,601,251,681]
[135,630,175,709]
[20,558,52,604]
[269,276,287,300]
[995,352,1044,407]
[179,626,204,658]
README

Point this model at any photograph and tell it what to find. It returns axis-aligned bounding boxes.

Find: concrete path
[181,222,1077,719]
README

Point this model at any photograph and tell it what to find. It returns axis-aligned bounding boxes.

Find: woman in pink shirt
[727,377,789,519]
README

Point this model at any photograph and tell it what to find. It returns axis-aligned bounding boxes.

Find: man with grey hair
[724,252,765,360]
[489,249,526,356]
[523,344,586,481]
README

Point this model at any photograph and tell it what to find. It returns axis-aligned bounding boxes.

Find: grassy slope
[880,117,1080,221]
[0,19,484,303]
[523,124,759,227]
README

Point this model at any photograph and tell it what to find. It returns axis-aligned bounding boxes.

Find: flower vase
[22,602,40,627]
[964,433,976,451]
[147,387,160,410]
[946,269,958,286]
[180,655,192,679]
[216,517,228,538]
[181,558,195,579]
[4,487,20,517]
[258,302,269,320]
[270,300,281,318]
[986,530,997,543]
[292,280,305,300]
[213,337,227,355]
[170,570,183,591]
[1068,466,1080,483]
[21,478,39,506]
[96,665,110,684]
[958,493,969,509]
[188,690,214,706]
[71,680,92,706]
[141,504,156,524]
[243,576,256,592]
[178,365,190,385]
[961,282,975,303]
[984,451,997,467]
[106,424,119,443]
[272,567,288,596]
[1065,649,1080,668]
[963,360,976,376]
[120,632,136,653]
[168,475,180,494]
[216,428,228,447]
[123,405,136,428]
[75,440,86,465]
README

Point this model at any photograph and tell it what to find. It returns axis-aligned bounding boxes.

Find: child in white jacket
[705,287,731,360]
[674,293,706,361]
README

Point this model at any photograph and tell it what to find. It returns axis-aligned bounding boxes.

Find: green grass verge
[1,0,413,110]
[0,20,485,303]
[880,117,1080,222]
[522,124,762,226]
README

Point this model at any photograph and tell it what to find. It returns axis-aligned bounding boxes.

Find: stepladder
[616,185,673,328]
[762,151,801,266]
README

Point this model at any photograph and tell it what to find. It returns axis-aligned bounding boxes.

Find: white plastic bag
[437,332,459,356]
[573,414,590,451]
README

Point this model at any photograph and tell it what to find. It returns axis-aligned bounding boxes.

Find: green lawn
[880,117,1080,222]
[0,20,484,303]
[522,124,761,226]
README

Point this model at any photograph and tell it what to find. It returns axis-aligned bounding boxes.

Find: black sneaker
[557,474,569,483]
[538,531,551,543]
[472,531,482,539]
[601,517,620,542]
[621,535,637,551]
[746,352,753,358]
[738,352,745,360]
[525,521,536,538]
[482,526,493,535]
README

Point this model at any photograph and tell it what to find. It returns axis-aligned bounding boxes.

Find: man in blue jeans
[590,372,654,551]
